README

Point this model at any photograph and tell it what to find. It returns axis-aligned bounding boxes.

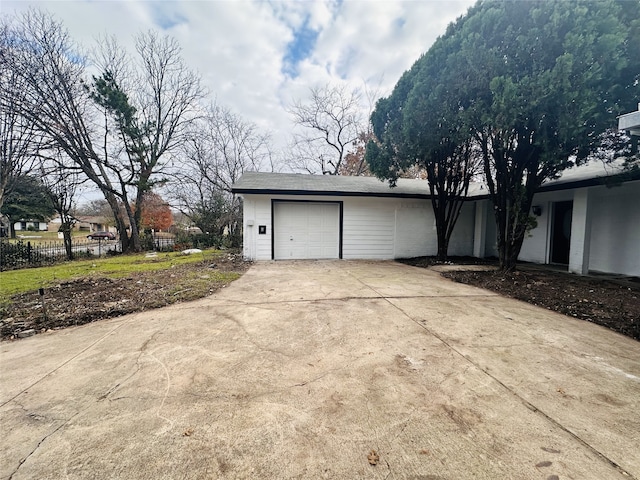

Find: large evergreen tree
[366,37,480,261]
[1,175,55,238]
[368,0,639,271]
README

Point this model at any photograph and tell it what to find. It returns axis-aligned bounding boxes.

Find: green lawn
[8,231,90,244]
[0,250,218,301]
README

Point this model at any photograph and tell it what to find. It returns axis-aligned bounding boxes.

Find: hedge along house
[232,160,640,277]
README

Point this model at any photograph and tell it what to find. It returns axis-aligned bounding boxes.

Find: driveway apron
[1,260,639,479]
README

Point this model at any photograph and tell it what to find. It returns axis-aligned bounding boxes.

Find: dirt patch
[1,252,250,341]
[401,257,640,341]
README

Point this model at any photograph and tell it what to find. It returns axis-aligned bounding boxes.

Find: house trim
[237,188,434,200]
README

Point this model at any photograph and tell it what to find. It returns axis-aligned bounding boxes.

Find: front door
[551,201,573,264]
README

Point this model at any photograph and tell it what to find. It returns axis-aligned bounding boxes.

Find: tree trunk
[495,186,536,272]
[60,222,73,260]
[103,191,131,253]
[435,222,449,262]
[499,237,520,272]
[126,200,141,253]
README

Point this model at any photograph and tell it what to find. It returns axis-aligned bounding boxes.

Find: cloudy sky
[3,0,474,161]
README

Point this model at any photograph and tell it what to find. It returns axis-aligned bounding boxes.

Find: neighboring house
[232,160,640,277]
[75,216,115,233]
[46,215,116,234]
[13,219,48,232]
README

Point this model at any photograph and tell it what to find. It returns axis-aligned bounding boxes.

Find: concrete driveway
[1,261,639,479]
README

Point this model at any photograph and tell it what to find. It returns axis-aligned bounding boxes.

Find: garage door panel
[274,202,340,260]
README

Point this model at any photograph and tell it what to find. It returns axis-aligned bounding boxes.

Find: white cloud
[3,0,475,159]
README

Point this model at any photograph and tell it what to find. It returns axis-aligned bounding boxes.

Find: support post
[569,189,592,275]
[473,200,488,259]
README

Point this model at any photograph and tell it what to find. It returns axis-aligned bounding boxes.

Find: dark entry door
[551,201,573,264]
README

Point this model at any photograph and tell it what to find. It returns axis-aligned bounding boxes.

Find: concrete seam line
[385,296,638,480]
[0,315,140,409]
[189,294,498,308]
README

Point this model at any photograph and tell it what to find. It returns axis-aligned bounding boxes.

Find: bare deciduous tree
[288,84,363,175]
[1,10,204,252]
[87,31,205,251]
[172,103,271,243]
[0,20,40,210]
[39,151,84,259]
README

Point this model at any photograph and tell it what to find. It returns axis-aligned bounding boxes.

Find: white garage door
[273,202,340,260]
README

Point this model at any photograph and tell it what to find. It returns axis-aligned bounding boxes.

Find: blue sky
[3,0,475,153]
[283,15,320,77]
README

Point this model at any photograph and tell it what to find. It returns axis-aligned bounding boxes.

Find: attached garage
[232,172,477,261]
[273,201,342,260]
[232,164,640,277]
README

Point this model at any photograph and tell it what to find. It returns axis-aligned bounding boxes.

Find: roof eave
[232,187,432,199]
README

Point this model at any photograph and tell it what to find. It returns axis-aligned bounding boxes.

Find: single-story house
[232,159,640,277]
[13,219,49,232]
[46,216,116,234]
[74,216,115,233]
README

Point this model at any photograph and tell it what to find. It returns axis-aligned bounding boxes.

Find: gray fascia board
[231,187,432,199]
[619,110,640,133]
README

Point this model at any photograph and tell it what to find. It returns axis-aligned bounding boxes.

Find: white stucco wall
[240,194,475,261]
[448,203,476,256]
[587,181,640,276]
[503,181,640,276]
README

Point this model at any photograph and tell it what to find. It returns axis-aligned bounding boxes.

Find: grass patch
[0,250,219,301]
[167,271,242,301]
[9,231,89,244]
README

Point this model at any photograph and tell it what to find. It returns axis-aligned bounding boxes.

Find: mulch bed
[1,253,250,341]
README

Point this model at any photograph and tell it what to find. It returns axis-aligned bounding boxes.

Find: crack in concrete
[390,300,639,480]
[1,314,140,409]
[383,458,392,479]
[290,365,347,388]
[7,412,79,480]
[220,312,296,359]
[97,331,160,402]
[5,331,164,477]
[236,294,498,306]
[175,293,498,311]
[340,267,638,480]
